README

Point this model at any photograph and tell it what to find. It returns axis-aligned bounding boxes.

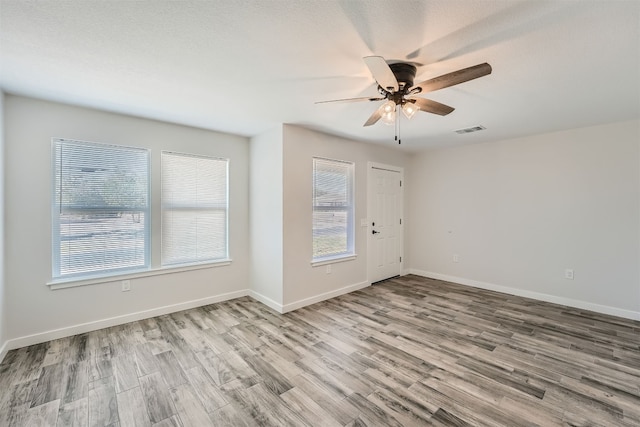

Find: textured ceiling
[1,0,638,151]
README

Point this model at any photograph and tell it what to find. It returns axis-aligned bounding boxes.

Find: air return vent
[455,125,486,134]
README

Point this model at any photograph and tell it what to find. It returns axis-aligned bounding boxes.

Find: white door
[368,163,403,283]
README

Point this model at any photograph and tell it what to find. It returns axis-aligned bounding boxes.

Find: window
[52,139,150,279]
[312,157,354,261]
[161,152,229,266]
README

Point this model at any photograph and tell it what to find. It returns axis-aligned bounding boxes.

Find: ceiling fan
[317,56,492,141]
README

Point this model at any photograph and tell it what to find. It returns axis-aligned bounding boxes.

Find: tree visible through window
[312,158,354,260]
[52,139,150,279]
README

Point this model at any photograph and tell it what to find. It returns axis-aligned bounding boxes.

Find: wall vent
[454,125,486,134]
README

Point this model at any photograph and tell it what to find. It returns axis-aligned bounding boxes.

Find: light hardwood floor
[1,274,639,426]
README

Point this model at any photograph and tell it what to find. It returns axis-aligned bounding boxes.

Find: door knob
[372,230,380,235]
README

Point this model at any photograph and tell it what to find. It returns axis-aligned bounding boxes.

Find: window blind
[312,157,354,260]
[161,151,228,266]
[52,139,150,279]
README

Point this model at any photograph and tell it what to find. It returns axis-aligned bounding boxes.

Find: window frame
[51,138,151,281]
[160,150,230,267]
[311,157,356,264]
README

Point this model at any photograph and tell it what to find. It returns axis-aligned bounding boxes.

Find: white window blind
[312,157,354,260]
[52,139,150,279]
[161,152,229,266]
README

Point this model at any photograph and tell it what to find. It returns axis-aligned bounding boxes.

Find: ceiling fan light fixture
[318,56,492,134]
[381,110,396,125]
[379,100,396,114]
[378,100,397,125]
[401,102,419,119]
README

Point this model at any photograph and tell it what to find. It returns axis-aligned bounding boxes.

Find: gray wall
[249,126,284,307]
[407,120,640,319]
[2,94,638,356]
[0,93,6,357]
[281,125,408,309]
[4,95,251,346]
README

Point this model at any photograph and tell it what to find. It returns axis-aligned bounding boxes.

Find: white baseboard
[409,269,640,321]
[0,279,375,362]
[281,280,370,313]
[249,290,284,313]
[2,289,250,356]
[0,280,375,363]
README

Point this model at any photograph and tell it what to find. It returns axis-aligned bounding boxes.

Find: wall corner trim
[409,269,640,321]
[249,291,284,314]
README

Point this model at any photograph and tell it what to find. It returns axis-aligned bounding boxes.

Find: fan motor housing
[389,63,417,91]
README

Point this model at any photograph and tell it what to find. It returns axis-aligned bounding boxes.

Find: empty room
[0,0,638,426]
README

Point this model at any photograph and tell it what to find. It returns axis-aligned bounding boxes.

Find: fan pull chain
[396,104,401,144]
[394,116,398,144]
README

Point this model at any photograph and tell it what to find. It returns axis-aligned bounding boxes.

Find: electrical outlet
[564,269,574,280]
[453,254,459,263]
[326,264,332,274]
[121,280,131,291]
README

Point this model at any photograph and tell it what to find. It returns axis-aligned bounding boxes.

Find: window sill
[311,254,357,267]
[47,259,233,290]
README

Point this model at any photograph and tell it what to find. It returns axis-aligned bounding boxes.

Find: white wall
[408,120,640,319]
[3,92,637,358]
[0,93,6,358]
[4,95,251,346]
[281,125,408,310]
[249,126,284,309]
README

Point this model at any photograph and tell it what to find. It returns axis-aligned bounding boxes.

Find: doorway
[367,162,404,284]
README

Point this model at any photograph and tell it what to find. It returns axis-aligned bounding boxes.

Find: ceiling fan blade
[315,96,385,104]
[411,63,492,94]
[363,56,399,92]
[411,97,455,116]
[363,108,382,127]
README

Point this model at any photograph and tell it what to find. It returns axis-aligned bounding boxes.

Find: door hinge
[399,218,402,225]
[399,180,402,187]
[400,256,402,262]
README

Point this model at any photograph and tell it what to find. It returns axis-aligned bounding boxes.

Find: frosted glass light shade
[379,100,396,114]
[402,102,419,119]
[379,100,396,125]
[381,110,396,125]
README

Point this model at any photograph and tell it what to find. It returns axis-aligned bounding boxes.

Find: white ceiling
[1,0,638,151]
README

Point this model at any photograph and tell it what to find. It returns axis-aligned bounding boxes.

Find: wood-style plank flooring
[1,274,639,426]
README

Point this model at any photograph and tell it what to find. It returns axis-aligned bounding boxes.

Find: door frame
[367,161,405,284]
